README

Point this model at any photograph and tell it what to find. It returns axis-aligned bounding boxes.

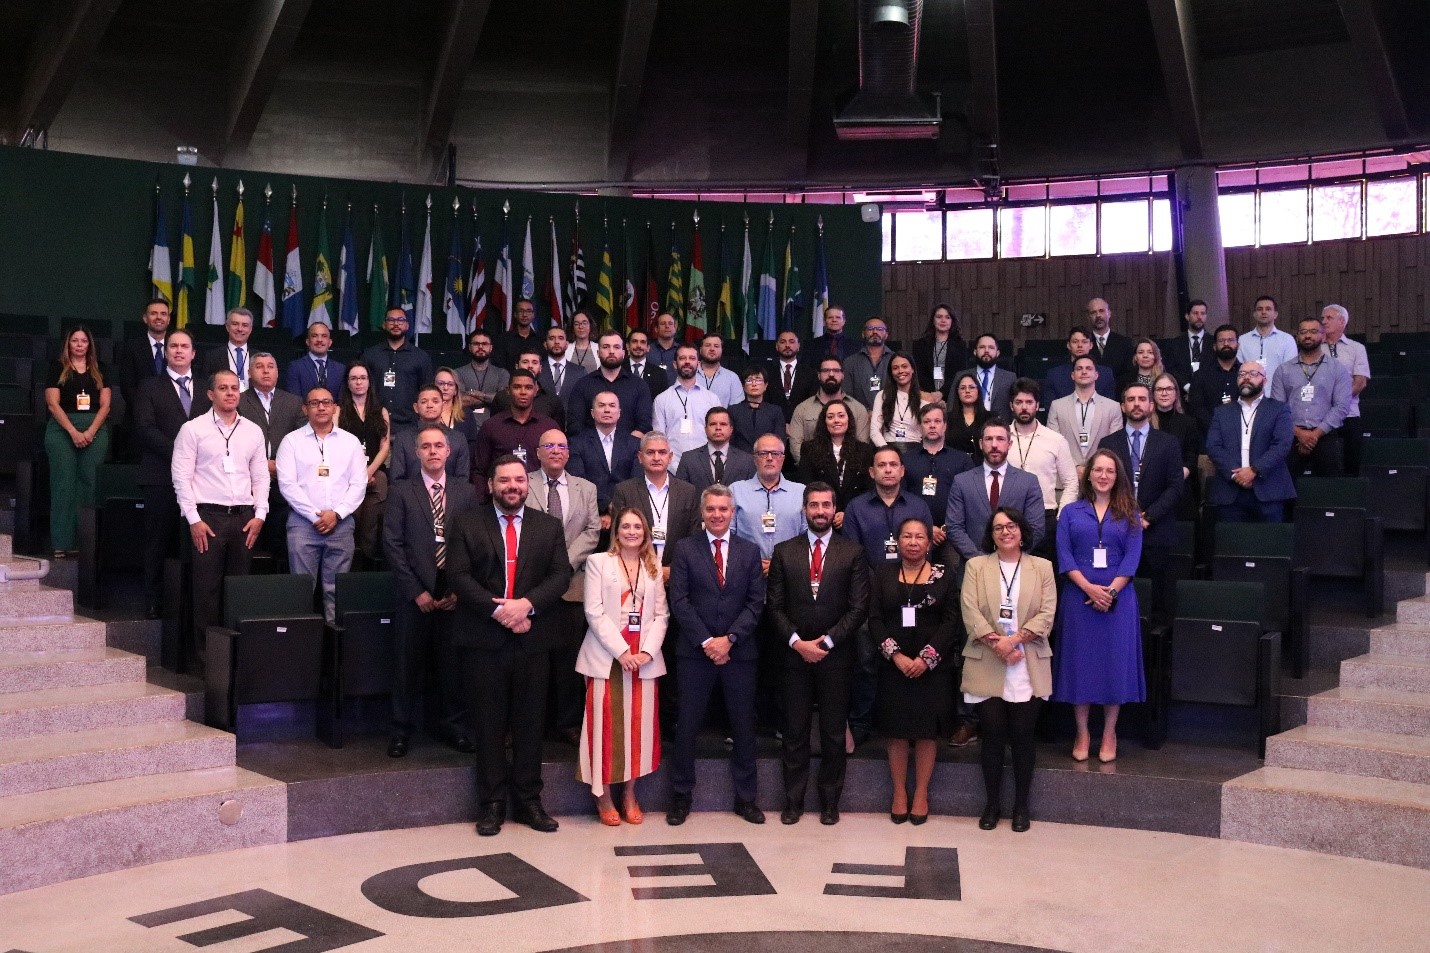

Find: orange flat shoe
[599,807,622,826]
[623,804,645,825]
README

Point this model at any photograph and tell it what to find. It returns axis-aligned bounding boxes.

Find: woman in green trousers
[43,325,111,557]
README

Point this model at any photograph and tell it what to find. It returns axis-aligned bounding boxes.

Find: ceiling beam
[785,0,821,181]
[1336,0,1410,140]
[222,0,315,159]
[607,0,660,182]
[963,0,999,148]
[1145,0,1204,159]
[13,0,122,140]
[419,0,493,178]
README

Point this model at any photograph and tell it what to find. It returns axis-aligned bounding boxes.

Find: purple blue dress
[1052,499,1146,705]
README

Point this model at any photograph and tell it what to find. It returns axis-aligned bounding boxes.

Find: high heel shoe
[622,804,644,825]
[890,812,908,824]
[1099,740,1118,763]
[909,813,928,826]
[596,798,621,826]
[978,805,999,830]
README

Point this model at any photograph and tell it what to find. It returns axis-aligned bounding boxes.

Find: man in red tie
[448,454,573,837]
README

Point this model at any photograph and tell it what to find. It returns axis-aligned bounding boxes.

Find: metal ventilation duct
[835,0,941,140]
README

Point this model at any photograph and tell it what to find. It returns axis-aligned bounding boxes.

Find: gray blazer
[946,463,1046,561]
[609,474,703,566]
[674,444,757,493]
[526,469,601,602]
[1046,392,1123,467]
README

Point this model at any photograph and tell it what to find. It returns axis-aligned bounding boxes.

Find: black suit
[200,343,253,389]
[447,505,572,809]
[1160,332,1208,391]
[767,533,870,810]
[911,336,970,400]
[117,333,167,428]
[238,387,306,563]
[383,477,477,739]
[537,357,586,404]
[388,423,471,484]
[626,359,670,402]
[1098,425,1185,623]
[133,372,211,607]
[567,428,639,513]
[1093,330,1136,379]
[608,475,702,565]
[765,358,819,418]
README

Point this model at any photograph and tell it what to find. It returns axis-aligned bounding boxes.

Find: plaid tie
[431,483,446,568]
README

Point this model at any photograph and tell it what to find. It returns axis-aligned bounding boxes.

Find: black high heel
[978,805,999,830]
[890,812,908,824]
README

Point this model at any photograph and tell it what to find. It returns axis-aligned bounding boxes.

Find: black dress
[869,563,959,739]
[946,405,989,460]
[799,438,874,512]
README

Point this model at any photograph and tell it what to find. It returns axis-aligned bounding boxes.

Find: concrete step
[1265,724,1430,785]
[1305,685,1430,736]
[1395,595,1430,626]
[0,766,287,895]
[0,618,107,652]
[0,721,235,798]
[0,681,186,740]
[0,535,10,559]
[1222,766,1430,869]
[0,647,146,695]
[0,584,72,620]
[1370,623,1430,660]
[1340,653,1430,694]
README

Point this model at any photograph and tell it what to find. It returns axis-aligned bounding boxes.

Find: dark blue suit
[668,532,766,803]
[566,427,639,512]
[1205,396,1296,521]
[1098,426,1186,622]
[283,354,347,399]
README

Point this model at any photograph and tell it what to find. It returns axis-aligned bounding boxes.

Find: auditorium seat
[322,571,398,748]
[76,463,145,610]
[1292,477,1384,617]
[1210,522,1310,678]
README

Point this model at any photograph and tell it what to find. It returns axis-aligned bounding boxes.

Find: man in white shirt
[1047,356,1122,473]
[276,386,369,623]
[1007,378,1078,561]
[652,345,722,469]
[172,369,269,667]
[1237,294,1297,371]
[696,333,744,407]
[1320,303,1372,476]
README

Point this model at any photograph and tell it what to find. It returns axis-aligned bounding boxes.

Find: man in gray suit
[674,407,756,493]
[239,351,306,565]
[526,427,602,745]
[946,419,1046,562]
[609,432,703,570]
[969,334,1016,415]
[1047,355,1123,473]
[538,325,587,404]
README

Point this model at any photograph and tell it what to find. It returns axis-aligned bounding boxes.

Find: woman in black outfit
[945,370,990,459]
[336,359,391,565]
[798,398,873,530]
[1152,371,1201,518]
[911,303,968,405]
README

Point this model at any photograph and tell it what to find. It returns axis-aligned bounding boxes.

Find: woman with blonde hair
[1117,338,1164,396]
[577,506,669,824]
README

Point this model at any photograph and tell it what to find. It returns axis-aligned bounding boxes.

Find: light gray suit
[526,469,601,602]
[946,463,1046,561]
[1046,392,1123,467]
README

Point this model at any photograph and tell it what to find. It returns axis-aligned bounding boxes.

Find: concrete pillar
[1175,164,1229,324]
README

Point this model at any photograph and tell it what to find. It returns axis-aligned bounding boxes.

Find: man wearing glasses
[276,387,370,623]
[361,308,434,429]
[1204,361,1296,523]
[842,317,894,410]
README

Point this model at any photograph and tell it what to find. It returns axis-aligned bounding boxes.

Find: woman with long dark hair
[946,370,990,459]
[43,325,111,557]
[335,360,390,564]
[798,398,873,529]
[912,303,968,403]
[870,353,922,455]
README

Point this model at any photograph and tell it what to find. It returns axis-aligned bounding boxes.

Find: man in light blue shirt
[697,334,745,407]
[652,345,722,470]
[731,433,807,565]
[1269,316,1353,477]
[1236,294,1297,371]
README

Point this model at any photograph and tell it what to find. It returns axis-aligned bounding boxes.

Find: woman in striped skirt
[577,507,669,824]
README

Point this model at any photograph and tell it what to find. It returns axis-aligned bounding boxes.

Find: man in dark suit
[1042,326,1116,402]
[812,304,859,361]
[383,424,476,759]
[1087,297,1135,378]
[283,321,346,398]
[1204,361,1297,523]
[567,390,639,529]
[133,328,210,617]
[389,385,471,483]
[1161,299,1209,391]
[117,299,172,450]
[946,420,1046,561]
[625,328,670,401]
[1096,383,1185,624]
[199,307,256,393]
[238,352,306,565]
[675,407,756,493]
[768,482,870,825]
[609,432,702,567]
[667,484,768,825]
[537,325,587,405]
[970,334,1016,415]
[766,330,818,420]
[447,455,573,836]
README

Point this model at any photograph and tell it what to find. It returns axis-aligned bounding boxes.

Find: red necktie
[713,538,725,588]
[503,514,518,599]
[810,538,823,586]
[989,470,1000,510]
[783,363,794,395]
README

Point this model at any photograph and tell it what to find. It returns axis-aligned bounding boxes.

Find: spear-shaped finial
[182,172,191,191]
[502,200,510,217]
[238,180,245,197]
[817,214,824,234]
[264,182,272,201]
[768,210,774,226]
[693,207,700,225]
[425,193,432,211]
[211,177,218,195]
[291,183,297,200]
[452,195,460,213]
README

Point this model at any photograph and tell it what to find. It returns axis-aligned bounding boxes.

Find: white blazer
[577,552,669,680]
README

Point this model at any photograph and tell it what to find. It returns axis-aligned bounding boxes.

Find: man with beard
[1086,297,1134,378]
[1005,379,1077,563]
[448,455,572,836]
[538,324,585,404]
[118,298,173,439]
[696,333,744,407]
[946,419,1046,562]
[1269,316,1353,478]
[1187,324,1242,433]
[455,330,510,434]
[1042,326,1115,403]
[492,299,544,371]
[284,321,345,398]
[565,330,653,436]
[361,308,434,429]
[968,333,1015,414]
[649,312,681,379]
[1204,361,1296,523]
[842,317,894,410]
[813,304,859,361]
[652,345,722,469]
[1047,356,1121,473]
[472,370,558,498]
[767,329,818,419]
[787,357,872,464]
[1162,299,1210,391]
[625,328,670,400]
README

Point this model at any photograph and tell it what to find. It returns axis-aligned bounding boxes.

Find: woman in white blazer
[578,506,669,825]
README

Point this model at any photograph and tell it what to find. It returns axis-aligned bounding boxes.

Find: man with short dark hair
[1269,316,1353,477]
[813,305,858,361]
[493,351,567,428]
[1006,378,1077,562]
[284,321,345,397]
[649,312,681,378]
[729,365,786,454]
[1162,299,1209,389]
[539,324,585,403]
[1237,294,1296,371]
[1043,326,1116,402]
[946,419,1045,561]
[118,299,173,440]
[653,344,722,469]
[1205,361,1296,523]
[767,329,818,418]
[389,384,472,483]
[787,357,872,463]
[1188,324,1243,433]
[471,369,558,496]
[454,330,510,433]
[902,402,975,560]
[493,298,543,371]
[1047,355,1122,473]
[696,333,744,406]
[969,333,1016,413]
[361,308,434,429]
[201,307,256,393]
[842,317,893,410]
[565,330,654,436]
[676,406,756,493]
[625,328,670,400]
[567,390,639,525]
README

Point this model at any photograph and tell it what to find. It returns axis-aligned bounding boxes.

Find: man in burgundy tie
[448,454,573,837]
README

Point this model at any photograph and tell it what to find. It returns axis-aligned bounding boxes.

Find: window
[945,208,995,260]
[1259,188,1308,245]
[1367,177,1417,237]
[893,211,943,261]
[881,213,893,262]
[1049,203,1097,256]
[1152,199,1172,252]
[999,206,1046,258]
[1100,200,1150,254]
[1219,193,1254,247]
[1313,184,1361,241]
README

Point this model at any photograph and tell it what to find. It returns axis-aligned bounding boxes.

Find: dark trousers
[259,486,290,571]
[670,656,758,803]
[977,697,1042,810]
[1032,508,1058,564]
[547,600,587,734]
[1342,418,1362,476]
[847,624,877,737]
[141,483,182,606]
[781,650,855,808]
[190,506,256,659]
[1218,488,1287,524]
[1137,543,1175,629]
[465,643,549,809]
[392,600,466,737]
[1289,429,1343,478]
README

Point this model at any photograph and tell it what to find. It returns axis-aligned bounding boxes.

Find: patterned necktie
[546,477,563,520]
[810,538,823,588]
[712,449,725,483]
[503,514,518,599]
[431,483,446,568]
[713,538,725,587]
[153,342,164,374]
[177,376,192,415]
[316,359,327,386]
[989,469,1000,510]
[1191,335,1202,362]
[235,347,246,383]
[553,363,565,393]
[783,363,793,395]
[1130,429,1143,478]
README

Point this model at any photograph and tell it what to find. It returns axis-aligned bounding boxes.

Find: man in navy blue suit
[667,484,767,826]
[283,322,346,398]
[566,389,639,528]
[1205,361,1296,523]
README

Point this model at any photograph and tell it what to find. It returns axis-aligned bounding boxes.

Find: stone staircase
[0,535,285,895]
[1222,592,1430,870]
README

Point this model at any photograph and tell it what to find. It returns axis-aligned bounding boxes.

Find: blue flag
[338,210,359,335]
[396,205,416,334]
[811,225,830,337]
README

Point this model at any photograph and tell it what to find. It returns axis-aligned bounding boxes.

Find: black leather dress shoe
[666,795,692,826]
[820,804,840,826]
[978,805,1000,830]
[447,734,475,754]
[1011,808,1031,833]
[387,735,409,758]
[780,803,802,825]
[514,802,559,833]
[476,804,504,837]
[733,800,766,824]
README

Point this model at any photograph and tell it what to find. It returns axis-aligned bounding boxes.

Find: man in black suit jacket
[1087,297,1135,378]
[1096,382,1185,624]
[239,352,306,564]
[608,433,702,567]
[674,408,757,493]
[133,328,210,617]
[199,307,257,393]
[567,390,639,525]
[767,482,870,825]
[1160,299,1209,391]
[447,455,573,836]
[537,326,587,404]
[383,424,477,758]
[766,330,819,419]
[625,329,670,401]
[117,299,173,454]
[388,385,471,483]
[667,485,768,825]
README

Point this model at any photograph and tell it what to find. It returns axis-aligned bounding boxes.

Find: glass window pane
[1312,159,1362,179]
[1101,176,1150,195]
[1259,164,1309,185]
[945,187,985,204]
[1220,193,1255,247]
[893,211,943,261]
[1151,175,1170,193]
[945,208,994,260]
[1313,184,1361,241]
[1152,199,1173,251]
[1050,203,1097,256]
[1008,184,1047,202]
[1100,200,1150,254]
[881,212,893,263]
[1219,169,1256,188]
[1367,178,1418,237]
[1050,179,1097,199]
[1366,155,1409,174]
[999,206,1047,258]
[1259,188,1308,245]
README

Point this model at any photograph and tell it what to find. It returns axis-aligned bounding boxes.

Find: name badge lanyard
[883,501,900,558]
[213,411,240,475]
[1013,426,1036,469]
[675,387,692,433]
[997,556,1021,626]
[620,556,644,639]
[699,370,719,393]
[1093,506,1109,569]
[1297,356,1324,401]
[899,558,927,627]
[647,486,669,542]
[762,484,780,534]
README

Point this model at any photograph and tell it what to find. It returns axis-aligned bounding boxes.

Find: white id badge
[513,445,527,463]
[884,536,898,559]
[922,475,937,496]
[76,391,91,411]
[933,366,944,384]
[998,602,1014,621]
[679,417,692,434]
[1078,431,1090,448]
[627,612,642,633]
[652,528,666,542]
[434,534,445,544]
[869,375,882,393]
[383,369,397,388]
[222,455,237,474]
[894,425,909,440]
[901,606,917,627]
[1092,546,1109,569]
[761,511,777,534]
[1299,384,1315,402]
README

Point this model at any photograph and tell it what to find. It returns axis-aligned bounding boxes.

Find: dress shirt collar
[708,442,730,456]
[807,528,833,548]
[1125,421,1150,439]
[644,475,669,495]
[705,529,731,547]
[309,352,328,363]
[421,469,444,495]
[494,505,525,524]
[541,469,566,487]
[598,428,615,444]
[167,367,191,384]
[984,462,1007,479]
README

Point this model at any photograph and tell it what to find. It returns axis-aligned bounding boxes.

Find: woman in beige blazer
[960,505,1057,833]
[577,507,669,826]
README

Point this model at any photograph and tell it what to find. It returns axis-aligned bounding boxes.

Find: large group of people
[39,290,1371,836]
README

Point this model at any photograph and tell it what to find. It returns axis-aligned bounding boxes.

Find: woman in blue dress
[1054,448,1144,763]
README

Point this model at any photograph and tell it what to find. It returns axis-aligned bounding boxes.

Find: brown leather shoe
[948,723,979,747]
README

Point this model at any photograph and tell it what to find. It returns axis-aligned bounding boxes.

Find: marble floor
[0,814,1424,953]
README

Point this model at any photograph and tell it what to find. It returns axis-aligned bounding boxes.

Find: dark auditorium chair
[1166,580,1281,757]
[1389,349,1430,378]
[322,571,399,748]
[1017,338,1063,379]
[1292,477,1384,618]
[0,383,37,477]
[1211,522,1310,678]
[76,463,145,610]
[1357,399,1414,439]
[205,574,325,736]
[1135,576,1173,750]
[1360,435,1430,530]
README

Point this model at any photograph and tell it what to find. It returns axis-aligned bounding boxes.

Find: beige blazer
[526,469,601,602]
[959,552,1057,699]
[1047,392,1122,467]
[577,552,668,680]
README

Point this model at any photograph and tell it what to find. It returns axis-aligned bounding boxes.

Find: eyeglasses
[992,524,1020,534]
[540,443,568,451]
[306,399,335,407]
[1237,371,1265,380]
[865,326,887,333]
[754,449,785,458]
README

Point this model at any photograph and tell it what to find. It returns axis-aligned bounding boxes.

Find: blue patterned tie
[177,376,192,415]
[1130,429,1142,476]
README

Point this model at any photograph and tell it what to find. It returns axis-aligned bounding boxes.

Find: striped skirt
[578,664,661,796]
